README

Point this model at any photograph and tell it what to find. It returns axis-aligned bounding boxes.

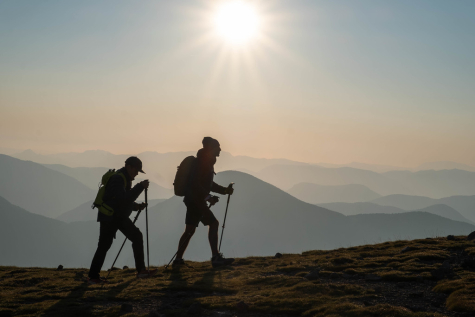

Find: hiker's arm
[108,175,144,205]
[126,183,145,205]
[211,182,227,195]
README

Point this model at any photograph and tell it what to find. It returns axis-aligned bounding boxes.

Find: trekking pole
[219,183,234,253]
[103,209,143,285]
[145,188,150,274]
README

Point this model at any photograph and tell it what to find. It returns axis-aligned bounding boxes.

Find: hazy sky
[1,0,474,166]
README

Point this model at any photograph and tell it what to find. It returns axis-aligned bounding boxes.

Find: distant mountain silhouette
[383,169,475,198]
[372,194,436,210]
[134,180,173,199]
[315,162,408,173]
[372,194,475,223]
[135,171,474,264]
[0,195,99,267]
[44,163,174,200]
[0,147,19,156]
[56,198,166,223]
[14,150,308,189]
[435,196,475,223]
[0,154,94,218]
[417,204,473,224]
[287,183,381,204]
[43,164,109,190]
[258,165,475,199]
[415,161,475,172]
[15,149,125,167]
[319,202,473,224]
[319,202,407,216]
[343,212,472,242]
[1,171,474,267]
[314,161,475,173]
[217,152,309,172]
[257,165,412,196]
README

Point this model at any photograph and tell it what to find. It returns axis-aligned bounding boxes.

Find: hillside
[0,196,92,267]
[0,154,94,218]
[1,236,474,316]
[288,183,381,204]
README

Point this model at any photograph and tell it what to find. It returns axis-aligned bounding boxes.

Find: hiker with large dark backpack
[172,137,235,268]
[87,156,157,284]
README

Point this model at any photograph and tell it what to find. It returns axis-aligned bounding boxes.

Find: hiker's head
[125,156,145,180]
[202,137,221,157]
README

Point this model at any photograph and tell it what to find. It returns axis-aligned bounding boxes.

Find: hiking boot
[172,258,185,267]
[136,269,158,279]
[87,277,108,285]
[211,253,234,268]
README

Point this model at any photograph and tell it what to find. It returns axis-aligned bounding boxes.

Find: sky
[1,0,474,167]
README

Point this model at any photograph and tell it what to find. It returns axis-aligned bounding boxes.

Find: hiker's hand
[225,186,234,195]
[140,180,150,189]
[207,195,220,206]
[138,202,148,211]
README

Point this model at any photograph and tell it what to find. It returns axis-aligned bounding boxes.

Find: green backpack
[92,169,127,216]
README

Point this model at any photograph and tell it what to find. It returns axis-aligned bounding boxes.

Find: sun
[213,1,260,45]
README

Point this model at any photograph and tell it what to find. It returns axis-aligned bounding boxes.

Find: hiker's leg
[199,205,219,257]
[118,217,145,273]
[89,221,117,279]
[208,219,219,257]
[176,225,196,260]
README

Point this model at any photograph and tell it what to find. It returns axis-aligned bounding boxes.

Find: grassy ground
[0,236,474,316]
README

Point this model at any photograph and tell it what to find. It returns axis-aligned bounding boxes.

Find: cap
[202,137,220,149]
[125,156,145,173]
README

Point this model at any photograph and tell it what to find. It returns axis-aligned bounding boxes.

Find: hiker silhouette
[87,157,157,284]
[172,137,235,268]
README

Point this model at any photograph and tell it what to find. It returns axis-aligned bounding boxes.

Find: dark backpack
[173,156,196,196]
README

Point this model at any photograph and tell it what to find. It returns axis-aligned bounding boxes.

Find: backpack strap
[116,172,127,188]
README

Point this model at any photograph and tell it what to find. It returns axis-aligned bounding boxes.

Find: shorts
[185,200,218,227]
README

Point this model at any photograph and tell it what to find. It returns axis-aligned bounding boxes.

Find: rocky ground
[1,235,474,316]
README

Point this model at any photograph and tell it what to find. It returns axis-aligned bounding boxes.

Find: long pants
[88,217,145,279]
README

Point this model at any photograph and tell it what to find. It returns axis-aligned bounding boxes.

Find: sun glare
[214,1,259,45]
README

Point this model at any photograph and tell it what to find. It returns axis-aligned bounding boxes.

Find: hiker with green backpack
[87,156,157,284]
[172,137,235,268]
